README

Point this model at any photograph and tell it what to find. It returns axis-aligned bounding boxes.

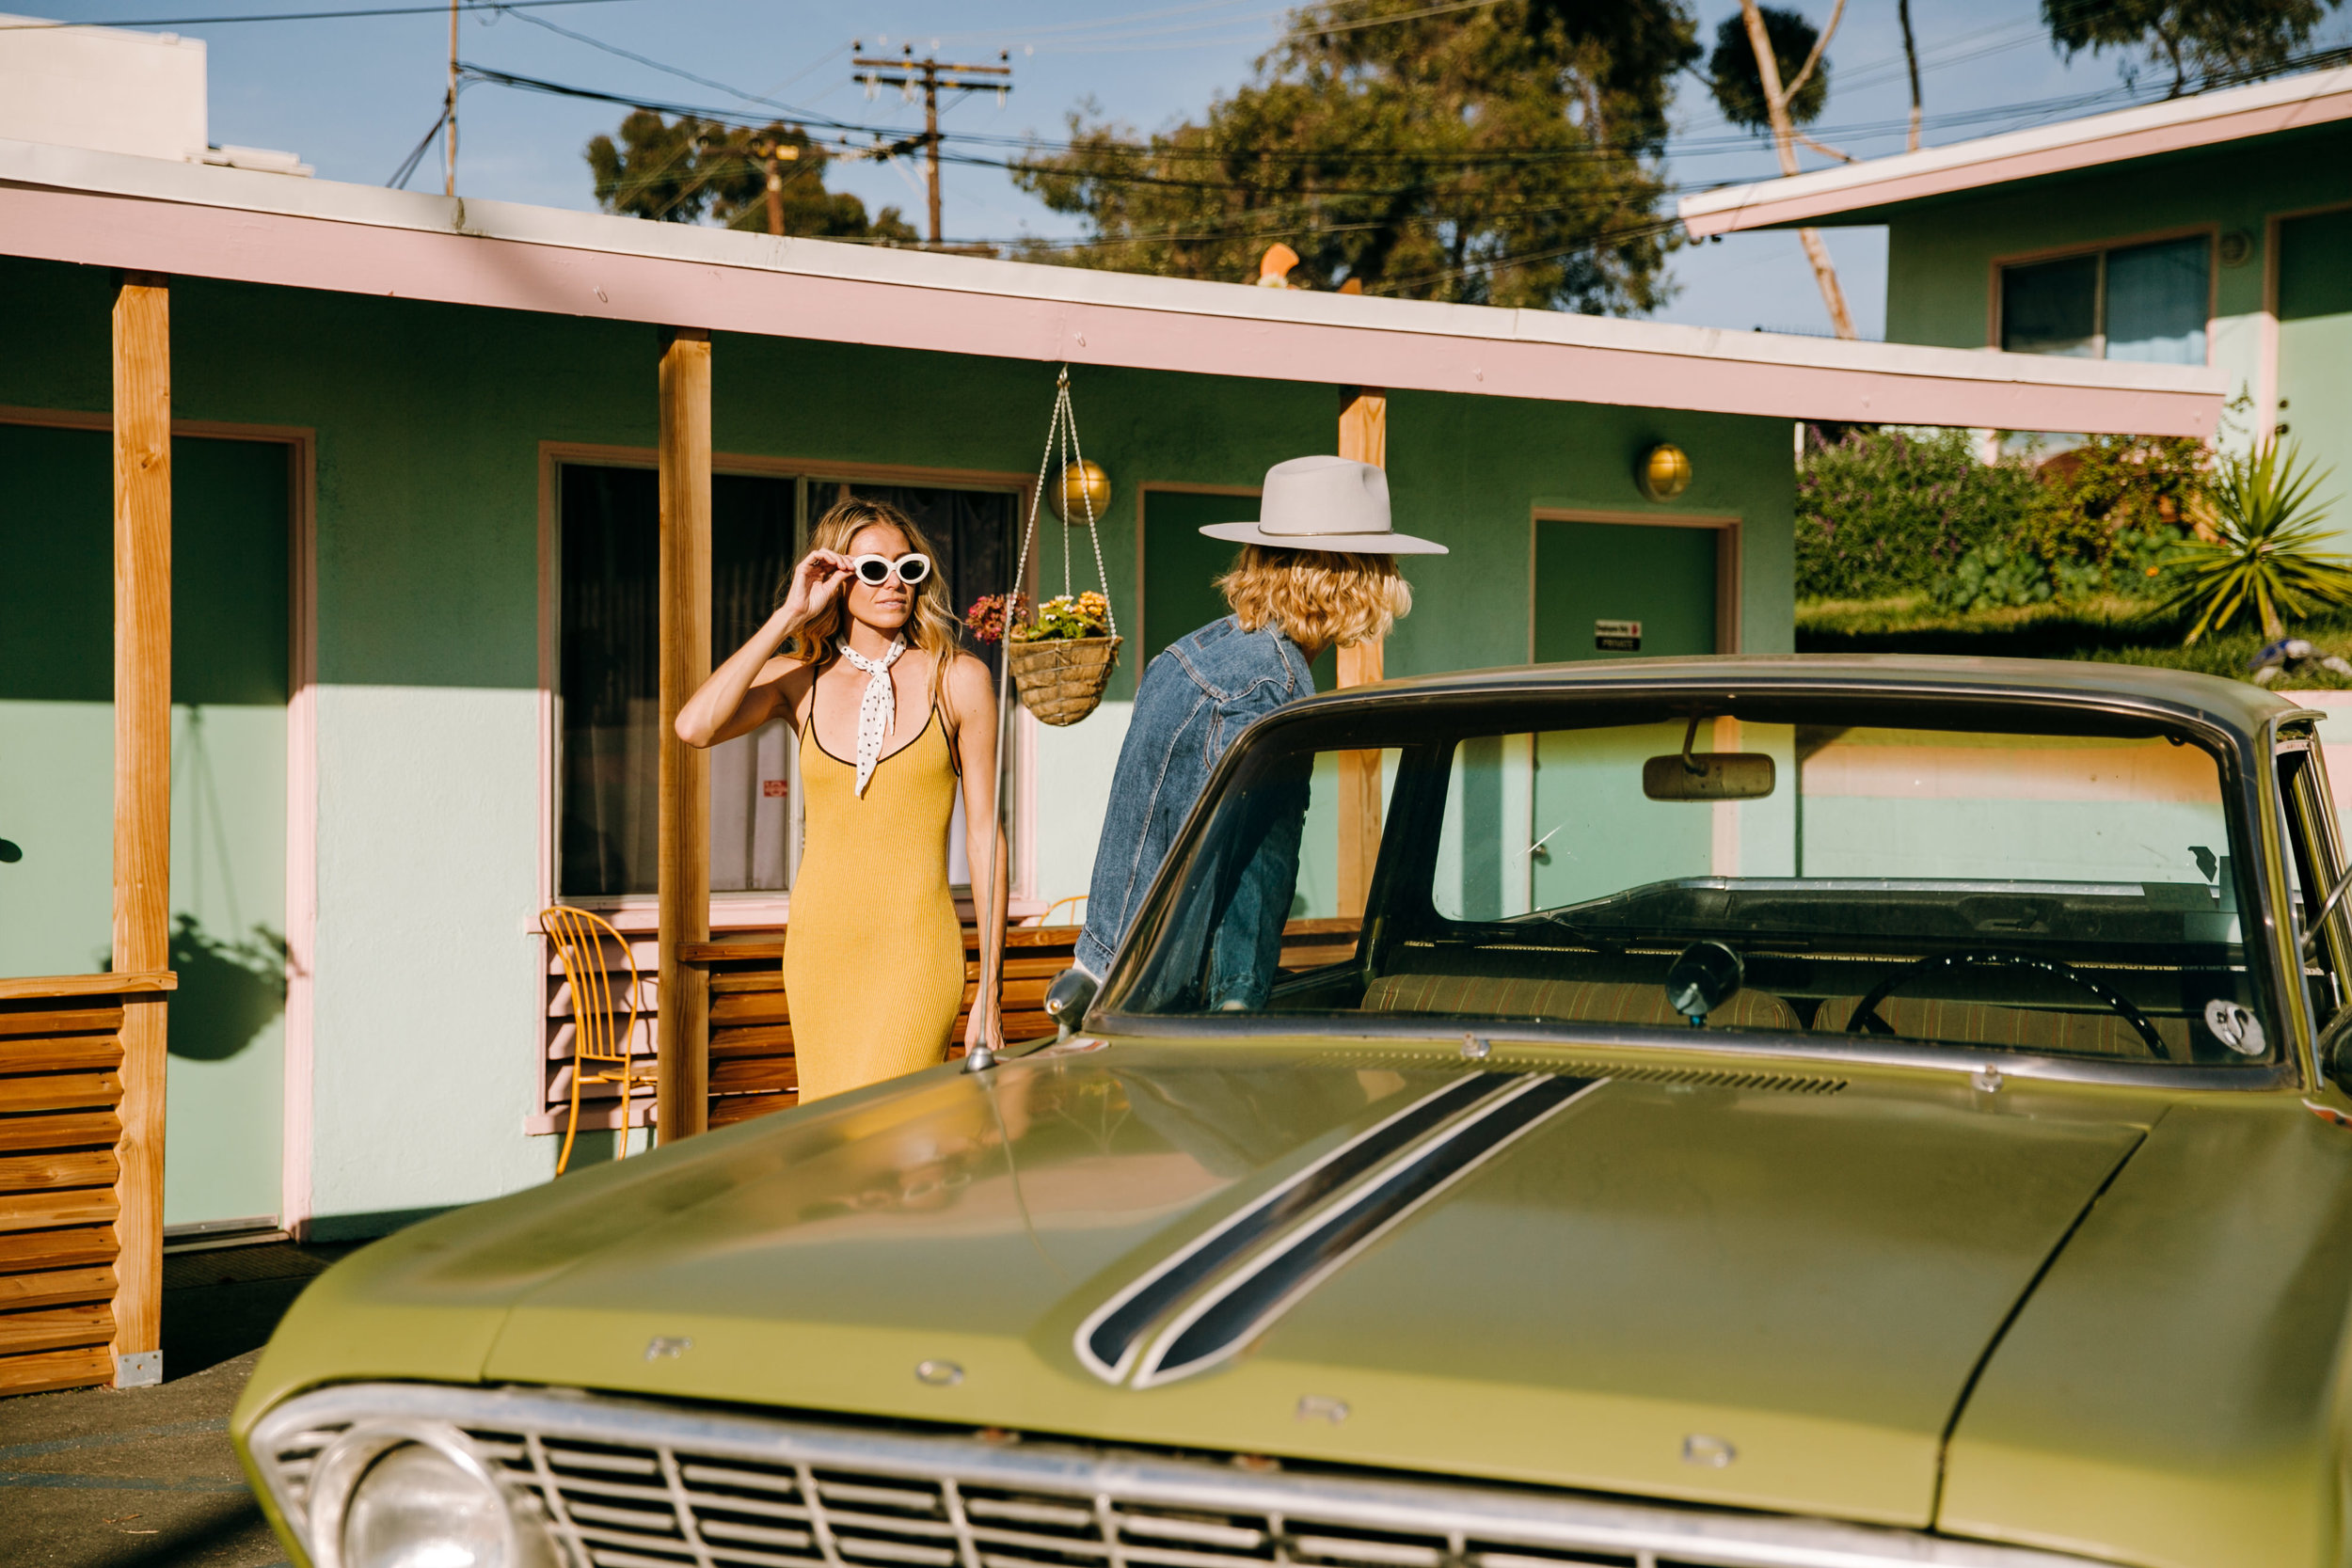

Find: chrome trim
[250,1383,2115,1568]
[1088,1013,2297,1093]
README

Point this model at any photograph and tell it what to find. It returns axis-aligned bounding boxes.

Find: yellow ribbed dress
[785,707,966,1103]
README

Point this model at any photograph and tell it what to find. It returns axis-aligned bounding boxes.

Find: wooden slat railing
[0,975,171,1396]
[678,918,1364,1130]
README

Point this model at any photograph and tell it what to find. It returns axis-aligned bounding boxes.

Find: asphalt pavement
[0,1243,346,1568]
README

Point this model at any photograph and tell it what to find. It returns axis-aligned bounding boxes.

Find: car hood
[241,1038,2157,1529]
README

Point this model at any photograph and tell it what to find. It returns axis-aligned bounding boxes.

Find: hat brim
[1198,521,1447,555]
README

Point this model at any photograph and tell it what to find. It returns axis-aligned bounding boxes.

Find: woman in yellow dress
[675,499,1006,1102]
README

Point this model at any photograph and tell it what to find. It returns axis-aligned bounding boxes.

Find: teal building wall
[0,253,1796,1237]
[1858,123,2352,514]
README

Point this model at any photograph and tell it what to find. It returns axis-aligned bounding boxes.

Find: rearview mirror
[1643,752,1776,800]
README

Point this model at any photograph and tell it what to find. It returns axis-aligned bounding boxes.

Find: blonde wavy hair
[783,498,967,716]
[1215,546,1412,650]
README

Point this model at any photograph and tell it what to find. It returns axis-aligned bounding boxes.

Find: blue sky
[35,0,2348,336]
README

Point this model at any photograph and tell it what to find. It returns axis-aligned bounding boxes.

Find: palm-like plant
[2159,438,2352,644]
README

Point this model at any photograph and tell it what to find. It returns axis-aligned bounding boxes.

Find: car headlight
[304,1423,554,1568]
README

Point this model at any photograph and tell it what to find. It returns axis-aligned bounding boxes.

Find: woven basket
[1007,635,1122,726]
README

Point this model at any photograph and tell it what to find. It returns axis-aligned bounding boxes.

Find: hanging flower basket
[970,591,1121,726]
[1007,634,1122,726]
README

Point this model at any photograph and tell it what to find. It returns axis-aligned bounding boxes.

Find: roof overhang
[0,137,2224,437]
[1679,65,2352,239]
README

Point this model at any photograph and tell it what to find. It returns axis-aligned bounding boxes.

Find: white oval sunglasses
[850,552,932,586]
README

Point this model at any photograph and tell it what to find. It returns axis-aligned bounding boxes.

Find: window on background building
[556,465,1019,904]
[1999,236,2210,364]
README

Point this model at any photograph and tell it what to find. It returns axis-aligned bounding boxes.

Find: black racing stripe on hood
[1080,1071,1523,1380]
[1145,1073,1600,1385]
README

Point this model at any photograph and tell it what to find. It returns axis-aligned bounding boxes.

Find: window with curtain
[2000,237,2209,364]
[558,467,1022,902]
[558,465,796,900]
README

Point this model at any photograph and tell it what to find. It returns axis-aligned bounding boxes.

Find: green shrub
[1796,429,2042,600]
[1799,428,2206,610]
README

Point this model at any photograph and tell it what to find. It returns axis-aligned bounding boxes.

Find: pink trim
[0,182,2219,437]
[281,432,319,1237]
[1681,70,2352,238]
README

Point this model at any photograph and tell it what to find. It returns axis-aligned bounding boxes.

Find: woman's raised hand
[780,549,854,627]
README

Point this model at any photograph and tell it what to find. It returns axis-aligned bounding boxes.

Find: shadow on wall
[165,913,288,1061]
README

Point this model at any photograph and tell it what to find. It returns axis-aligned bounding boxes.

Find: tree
[1708,1,1856,339]
[1009,0,1701,313]
[586,111,918,241]
[2043,0,2344,97]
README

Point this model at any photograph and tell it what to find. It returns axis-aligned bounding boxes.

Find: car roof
[1313,654,2307,748]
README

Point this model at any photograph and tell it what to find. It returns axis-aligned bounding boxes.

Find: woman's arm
[946,653,1009,1054]
[674,550,850,749]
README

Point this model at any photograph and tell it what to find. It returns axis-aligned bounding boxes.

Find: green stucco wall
[0,253,1794,1236]
[1869,125,2352,479]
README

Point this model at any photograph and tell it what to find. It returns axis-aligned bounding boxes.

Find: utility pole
[748,135,801,237]
[443,0,458,197]
[850,42,1011,247]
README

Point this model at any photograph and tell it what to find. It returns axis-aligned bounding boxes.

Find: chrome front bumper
[248,1383,2111,1568]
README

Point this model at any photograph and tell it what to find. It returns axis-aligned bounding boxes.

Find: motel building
[0,21,2220,1393]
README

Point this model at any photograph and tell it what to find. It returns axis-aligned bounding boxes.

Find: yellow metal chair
[540,907,658,1175]
[1039,894,1089,928]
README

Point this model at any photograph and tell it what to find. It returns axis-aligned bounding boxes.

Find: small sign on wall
[1595,619,1643,652]
[762,779,790,799]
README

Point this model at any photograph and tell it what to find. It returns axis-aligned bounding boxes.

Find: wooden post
[1335,387,1388,919]
[657,328,712,1145]
[111,273,170,1388]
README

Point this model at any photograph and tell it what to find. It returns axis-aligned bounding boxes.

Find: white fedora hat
[1200,455,1448,555]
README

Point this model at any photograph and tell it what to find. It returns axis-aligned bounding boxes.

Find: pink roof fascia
[1679,65,2352,238]
[0,138,2224,436]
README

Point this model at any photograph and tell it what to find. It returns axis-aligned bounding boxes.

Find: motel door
[1528,517,1722,909]
[0,423,290,1233]
[2278,208,2352,548]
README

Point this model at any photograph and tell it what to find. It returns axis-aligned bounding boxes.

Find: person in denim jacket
[1073,456,1445,1000]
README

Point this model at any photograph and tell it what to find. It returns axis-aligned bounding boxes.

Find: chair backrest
[540,907,644,1070]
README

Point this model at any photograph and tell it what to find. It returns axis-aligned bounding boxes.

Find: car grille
[248,1384,2106,1568]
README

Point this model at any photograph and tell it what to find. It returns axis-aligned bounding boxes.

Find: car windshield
[1101,694,2280,1069]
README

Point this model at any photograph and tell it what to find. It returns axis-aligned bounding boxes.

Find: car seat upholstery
[1360,973,1802,1032]
[1810,995,2188,1058]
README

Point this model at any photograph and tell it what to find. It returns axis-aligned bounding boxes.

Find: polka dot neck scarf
[836,638,906,798]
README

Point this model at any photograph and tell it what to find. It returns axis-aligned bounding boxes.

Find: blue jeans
[1075,615,1314,982]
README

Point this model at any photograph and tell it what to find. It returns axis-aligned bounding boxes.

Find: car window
[1106,699,2276,1069]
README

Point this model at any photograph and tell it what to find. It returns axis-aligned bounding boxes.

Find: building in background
[1682,65,2352,494]
[0,21,2219,1398]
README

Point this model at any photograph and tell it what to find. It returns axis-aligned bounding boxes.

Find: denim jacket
[1075,616,1315,982]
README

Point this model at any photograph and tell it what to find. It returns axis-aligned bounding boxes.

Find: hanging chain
[1005,366,1117,641]
[1062,375,1118,640]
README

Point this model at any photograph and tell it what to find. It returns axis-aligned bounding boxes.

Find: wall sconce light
[1050,460,1113,525]
[1638,443,1692,502]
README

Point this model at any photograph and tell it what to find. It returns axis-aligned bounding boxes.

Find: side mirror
[1044,967,1099,1039]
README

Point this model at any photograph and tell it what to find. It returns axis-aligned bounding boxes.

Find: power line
[0,0,624,27]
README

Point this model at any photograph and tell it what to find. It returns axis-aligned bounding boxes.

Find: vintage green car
[238,657,2352,1568]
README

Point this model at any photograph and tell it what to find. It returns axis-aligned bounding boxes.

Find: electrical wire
[0,0,623,27]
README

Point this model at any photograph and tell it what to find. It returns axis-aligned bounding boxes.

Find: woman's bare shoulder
[939,649,997,705]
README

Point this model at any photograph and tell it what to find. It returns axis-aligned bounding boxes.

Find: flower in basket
[963,593,1030,645]
[1016,592,1111,642]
